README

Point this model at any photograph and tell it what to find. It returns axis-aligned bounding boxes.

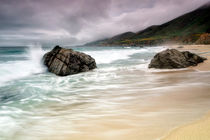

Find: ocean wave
[0,46,164,85]
[0,45,47,85]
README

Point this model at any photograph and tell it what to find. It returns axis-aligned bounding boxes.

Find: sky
[0,0,209,46]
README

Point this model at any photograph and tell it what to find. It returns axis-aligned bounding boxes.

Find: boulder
[148,49,206,69]
[195,33,210,44]
[43,46,97,76]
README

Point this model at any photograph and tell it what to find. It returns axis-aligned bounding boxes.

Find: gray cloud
[0,0,209,46]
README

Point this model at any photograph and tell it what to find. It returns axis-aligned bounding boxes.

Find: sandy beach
[162,112,210,140]
[161,44,210,140]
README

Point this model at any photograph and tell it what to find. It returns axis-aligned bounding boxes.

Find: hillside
[85,2,210,46]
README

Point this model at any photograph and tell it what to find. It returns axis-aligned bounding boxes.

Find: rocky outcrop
[195,33,210,44]
[149,49,207,69]
[43,46,97,76]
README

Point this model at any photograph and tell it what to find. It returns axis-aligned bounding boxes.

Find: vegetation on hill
[85,2,210,46]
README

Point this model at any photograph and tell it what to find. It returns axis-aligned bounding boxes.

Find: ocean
[1,45,210,140]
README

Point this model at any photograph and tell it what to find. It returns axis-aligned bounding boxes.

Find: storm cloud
[0,0,209,46]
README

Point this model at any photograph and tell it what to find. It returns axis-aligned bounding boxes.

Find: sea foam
[0,45,47,85]
[83,47,160,64]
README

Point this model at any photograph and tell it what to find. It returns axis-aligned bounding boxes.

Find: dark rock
[149,49,207,69]
[43,45,97,76]
[177,46,184,48]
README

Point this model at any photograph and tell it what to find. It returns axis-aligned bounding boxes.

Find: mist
[0,0,209,46]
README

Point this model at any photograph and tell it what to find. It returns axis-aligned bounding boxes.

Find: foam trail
[84,48,150,64]
[0,45,47,85]
[83,47,165,64]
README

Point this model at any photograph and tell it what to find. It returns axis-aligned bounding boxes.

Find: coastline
[160,44,210,140]
[1,45,210,140]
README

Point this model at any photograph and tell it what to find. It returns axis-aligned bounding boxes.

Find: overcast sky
[0,0,209,46]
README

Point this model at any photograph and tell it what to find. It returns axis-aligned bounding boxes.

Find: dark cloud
[0,0,209,46]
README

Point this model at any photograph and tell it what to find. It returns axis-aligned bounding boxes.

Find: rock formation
[195,33,210,44]
[149,49,206,69]
[43,46,97,76]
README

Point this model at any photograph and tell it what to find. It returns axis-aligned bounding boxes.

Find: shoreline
[161,111,210,140]
[160,44,210,140]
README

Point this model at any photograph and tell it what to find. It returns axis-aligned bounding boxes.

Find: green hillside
[86,2,210,46]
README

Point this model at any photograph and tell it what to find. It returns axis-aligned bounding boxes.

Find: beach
[160,44,210,140]
[162,112,210,140]
[0,45,210,140]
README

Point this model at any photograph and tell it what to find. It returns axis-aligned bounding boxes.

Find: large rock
[43,46,97,76]
[149,49,206,69]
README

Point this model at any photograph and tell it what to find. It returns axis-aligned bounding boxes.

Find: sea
[0,45,210,140]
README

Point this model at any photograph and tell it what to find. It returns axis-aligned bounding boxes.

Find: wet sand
[14,66,210,140]
[162,112,210,140]
[16,83,210,140]
[161,44,210,140]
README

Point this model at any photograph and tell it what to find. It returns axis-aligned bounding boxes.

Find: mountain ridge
[85,2,210,46]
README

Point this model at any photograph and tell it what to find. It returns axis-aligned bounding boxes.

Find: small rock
[177,46,184,48]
